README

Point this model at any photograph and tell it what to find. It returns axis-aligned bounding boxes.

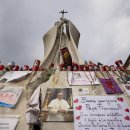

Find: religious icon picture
[41,88,73,122]
[60,47,72,68]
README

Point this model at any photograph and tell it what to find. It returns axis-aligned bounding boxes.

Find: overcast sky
[0,0,130,67]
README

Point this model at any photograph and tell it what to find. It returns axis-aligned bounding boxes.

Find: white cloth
[26,86,40,124]
[47,99,70,121]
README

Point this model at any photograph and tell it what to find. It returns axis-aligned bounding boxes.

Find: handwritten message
[73,96,130,130]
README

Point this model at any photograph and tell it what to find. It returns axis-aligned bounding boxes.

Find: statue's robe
[42,18,84,68]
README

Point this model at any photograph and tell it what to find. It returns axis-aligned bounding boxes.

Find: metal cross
[59,10,68,18]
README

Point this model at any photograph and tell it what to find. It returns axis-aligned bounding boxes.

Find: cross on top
[59,10,68,18]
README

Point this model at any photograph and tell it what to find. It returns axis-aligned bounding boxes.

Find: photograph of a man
[42,88,73,122]
[47,92,70,121]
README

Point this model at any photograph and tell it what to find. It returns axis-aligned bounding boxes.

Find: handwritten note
[73,96,130,130]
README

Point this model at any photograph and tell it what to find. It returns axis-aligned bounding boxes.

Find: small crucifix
[59,10,68,18]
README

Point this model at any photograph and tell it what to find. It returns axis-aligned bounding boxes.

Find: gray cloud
[0,0,130,67]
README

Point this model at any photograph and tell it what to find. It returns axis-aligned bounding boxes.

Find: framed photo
[41,88,73,122]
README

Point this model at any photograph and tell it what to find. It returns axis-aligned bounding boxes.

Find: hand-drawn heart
[117,97,124,102]
[76,105,82,110]
[76,116,80,120]
[74,99,78,103]
[125,108,129,112]
[124,116,130,121]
